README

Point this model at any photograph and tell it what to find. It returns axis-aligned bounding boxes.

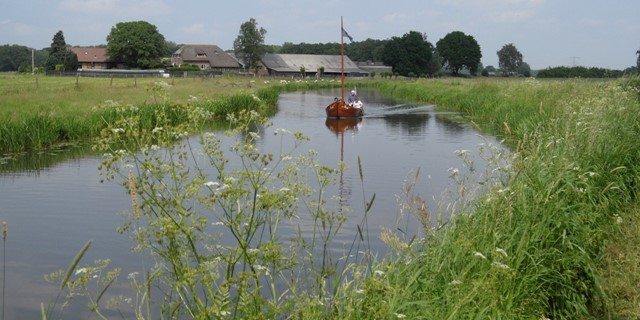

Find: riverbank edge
[340,78,640,319]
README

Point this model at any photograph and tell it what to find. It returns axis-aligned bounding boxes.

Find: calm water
[0,88,503,319]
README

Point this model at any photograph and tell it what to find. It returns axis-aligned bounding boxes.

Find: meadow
[2,74,640,319]
[0,74,333,153]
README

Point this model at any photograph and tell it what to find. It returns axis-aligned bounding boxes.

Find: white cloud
[435,0,544,22]
[11,22,40,36]
[383,13,407,24]
[180,23,206,35]
[484,0,544,22]
[60,0,172,17]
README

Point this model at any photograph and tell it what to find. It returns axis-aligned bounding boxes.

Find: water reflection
[325,118,362,134]
[0,143,94,173]
[383,113,431,137]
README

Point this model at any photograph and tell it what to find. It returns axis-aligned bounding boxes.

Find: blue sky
[2,0,639,70]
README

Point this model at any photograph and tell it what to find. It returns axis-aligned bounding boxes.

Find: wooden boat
[326,98,364,118]
[325,17,364,119]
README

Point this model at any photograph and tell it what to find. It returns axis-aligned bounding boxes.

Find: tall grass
[334,77,640,319]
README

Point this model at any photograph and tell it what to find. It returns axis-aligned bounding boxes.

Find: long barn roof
[262,53,367,74]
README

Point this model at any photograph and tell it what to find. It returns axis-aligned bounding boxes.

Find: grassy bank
[333,77,640,319]
[0,74,344,153]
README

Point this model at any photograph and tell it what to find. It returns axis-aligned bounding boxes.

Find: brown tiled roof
[173,44,240,68]
[69,47,109,63]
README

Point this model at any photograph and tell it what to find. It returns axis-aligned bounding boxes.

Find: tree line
[1,18,635,78]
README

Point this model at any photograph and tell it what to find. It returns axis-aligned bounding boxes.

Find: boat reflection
[325,117,362,134]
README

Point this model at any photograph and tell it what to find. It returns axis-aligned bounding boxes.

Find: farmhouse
[69,47,111,69]
[261,53,368,78]
[171,44,242,73]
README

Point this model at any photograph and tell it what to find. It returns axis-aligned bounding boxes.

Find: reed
[2,222,6,320]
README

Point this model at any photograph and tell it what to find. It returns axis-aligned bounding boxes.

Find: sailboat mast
[341,16,345,102]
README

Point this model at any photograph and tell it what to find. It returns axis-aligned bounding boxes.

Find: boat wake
[363,104,437,118]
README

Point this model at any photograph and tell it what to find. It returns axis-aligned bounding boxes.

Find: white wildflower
[374,270,385,276]
[152,127,163,133]
[491,261,511,270]
[394,313,407,319]
[274,128,291,135]
[204,181,219,188]
[495,247,508,257]
[150,144,160,151]
[474,251,487,260]
[449,280,462,286]
[211,221,225,226]
[111,128,125,134]
[355,289,364,294]
[75,268,88,275]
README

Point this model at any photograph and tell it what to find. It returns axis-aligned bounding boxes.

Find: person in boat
[347,90,357,104]
[352,96,363,109]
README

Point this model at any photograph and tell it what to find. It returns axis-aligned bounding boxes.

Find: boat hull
[325,99,364,118]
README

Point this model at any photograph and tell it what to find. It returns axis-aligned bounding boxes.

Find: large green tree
[382,31,433,77]
[436,31,482,75]
[106,21,168,69]
[233,18,267,75]
[346,38,388,62]
[45,30,78,71]
[0,45,32,72]
[497,43,523,76]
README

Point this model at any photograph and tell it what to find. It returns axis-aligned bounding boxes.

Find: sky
[2,0,639,70]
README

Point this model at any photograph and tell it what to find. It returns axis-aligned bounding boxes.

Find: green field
[0,74,313,153]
